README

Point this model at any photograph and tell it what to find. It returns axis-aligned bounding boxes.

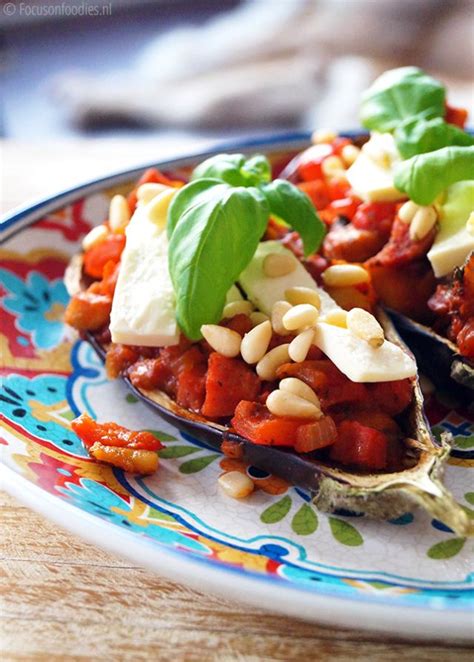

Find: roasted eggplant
[387,309,474,396]
[65,257,473,537]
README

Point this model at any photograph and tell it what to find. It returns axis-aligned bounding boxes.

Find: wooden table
[1,140,473,661]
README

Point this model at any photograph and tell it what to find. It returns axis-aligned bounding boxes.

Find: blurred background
[1,0,473,202]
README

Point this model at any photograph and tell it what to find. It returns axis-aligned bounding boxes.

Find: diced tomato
[368,260,436,322]
[330,420,388,470]
[331,137,352,155]
[128,357,172,392]
[231,400,309,446]
[325,177,352,201]
[323,223,386,263]
[83,234,126,279]
[294,415,338,453]
[221,438,245,459]
[202,353,260,418]
[322,197,360,224]
[342,410,400,437]
[368,217,436,268]
[445,102,468,129]
[276,360,368,408]
[297,180,330,210]
[457,319,474,358]
[352,202,397,233]
[72,412,163,451]
[175,347,207,411]
[297,144,334,181]
[221,313,253,337]
[276,361,329,392]
[98,260,120,297]
[64,291,111,331]
[105,344,140,379]
[367,379,413,416]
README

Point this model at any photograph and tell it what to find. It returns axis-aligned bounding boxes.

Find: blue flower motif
[61,479,209,554]
[1,374,86,456]
[0,269,69,350]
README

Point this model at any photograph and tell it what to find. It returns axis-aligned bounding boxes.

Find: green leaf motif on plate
[145,429,178,442]
[179,454,220,474]
[452,435,474,450]
[125,393,139,404]
[427,537,466,560]
[260,495,292,524]
[291,504,318,536]
[465,492,474,506]
[158,445,199,459]
[329,517,364,546]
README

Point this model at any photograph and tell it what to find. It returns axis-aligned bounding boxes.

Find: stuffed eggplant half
[280,67,474,394]
[64,153,472,536]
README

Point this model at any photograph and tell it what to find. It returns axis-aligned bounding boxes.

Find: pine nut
[311,128,336,144]
[467,212,474,236]
[147,188,176,227]
[288,328,315,362]
[285,286,321,309]
[347,308,384,348]
[321,309,348,328]
[280,377,320,407]
[263,252,297,278]
[82,224,108,251]
[201,324,241,357]
[241,320,272,364]
[283,304,319,331]
[398,200,418,224]
[137,182,169,205]
[322,264,369,287]
[271,300,292,336]
[250,311,270,326]
[409,206,437,240]
[266,389,321,419]
[218,471,254,499]
[321,155,345,178]
[341,144,360,166]
[256,344,290,381]
[222,300,254,319]
[109,194,130,232]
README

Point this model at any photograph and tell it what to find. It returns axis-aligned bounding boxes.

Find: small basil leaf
[168,185,269,340]
[394,146,474,205]
[360,66,445,133]
[167,178,223,238]
[241,154,271,184]
[191,153,271,187]
[259,179,325,256]
[395,118,474,159]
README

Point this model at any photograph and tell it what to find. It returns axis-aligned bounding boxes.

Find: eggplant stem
[398,474,474,538]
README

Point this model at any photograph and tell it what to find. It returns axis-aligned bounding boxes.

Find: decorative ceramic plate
[1,134,473,641]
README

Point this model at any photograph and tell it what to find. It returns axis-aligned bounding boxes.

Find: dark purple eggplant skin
[387,309,474,400]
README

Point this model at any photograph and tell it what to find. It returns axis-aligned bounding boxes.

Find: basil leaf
[168,184,269,340]
[394,146,474,205]
[360,66,445,133]
[167,178,222,238]
[394,118,474,159]
[259,179,325,256]
[191,153,271,187]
